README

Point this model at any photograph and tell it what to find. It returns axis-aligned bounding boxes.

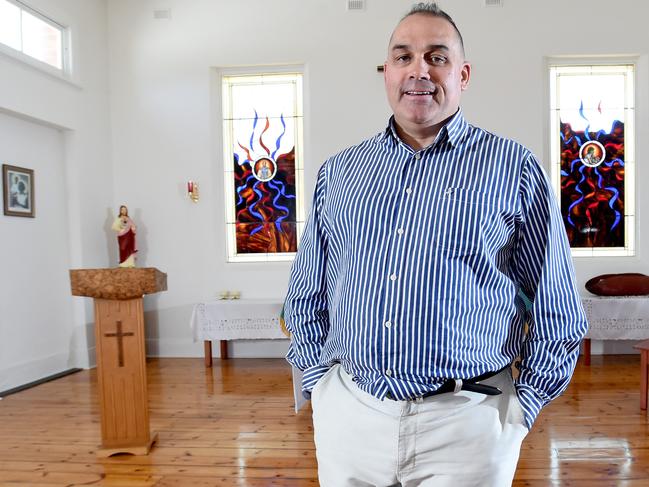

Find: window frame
[220,68,306,264]
[0,0,71,79]
[548,60,636,257]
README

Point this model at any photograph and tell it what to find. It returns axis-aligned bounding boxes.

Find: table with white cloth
[190,298,287,363]
[190,298,308,412]
[582,295,649,365]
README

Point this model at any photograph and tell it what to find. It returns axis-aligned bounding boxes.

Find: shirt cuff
[514,383,546,430]
[301,364,332,399]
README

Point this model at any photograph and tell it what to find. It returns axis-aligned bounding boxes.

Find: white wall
[105,0,649,358]
[0,0,112,388]
[0,113,73,391]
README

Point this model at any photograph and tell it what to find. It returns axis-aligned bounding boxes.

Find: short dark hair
[402,2,465,56]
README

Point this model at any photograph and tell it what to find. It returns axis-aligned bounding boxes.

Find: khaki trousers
[311,364,528,487]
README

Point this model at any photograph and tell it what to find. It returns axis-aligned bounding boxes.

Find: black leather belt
[387,364,511,401]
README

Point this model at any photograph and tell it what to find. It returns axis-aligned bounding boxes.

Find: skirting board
[0,368,82,398]
[0,350,81,394]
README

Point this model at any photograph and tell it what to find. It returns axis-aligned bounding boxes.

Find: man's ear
[460,62,471,91]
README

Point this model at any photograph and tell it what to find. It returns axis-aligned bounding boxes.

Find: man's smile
[404,90,435,96]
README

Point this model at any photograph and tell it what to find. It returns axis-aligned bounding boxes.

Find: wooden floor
[0,355,648,486]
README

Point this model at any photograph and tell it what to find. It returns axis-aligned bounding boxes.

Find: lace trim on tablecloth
[198,317,285,340]
[190,302,286,341]
[582,296,649,340]
[585,318,649,340]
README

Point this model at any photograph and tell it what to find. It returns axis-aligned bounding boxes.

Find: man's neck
[393,110,459,151]
[394,123,441,151]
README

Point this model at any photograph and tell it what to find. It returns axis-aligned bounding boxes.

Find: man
[256,158,273,180]
[9,175,20,207]
[582,145,601,166]
[285,3,587,486]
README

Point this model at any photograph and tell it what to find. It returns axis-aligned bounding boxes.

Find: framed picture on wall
[2,164,35,218]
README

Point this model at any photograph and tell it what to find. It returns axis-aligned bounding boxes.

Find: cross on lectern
[104,320,134,367]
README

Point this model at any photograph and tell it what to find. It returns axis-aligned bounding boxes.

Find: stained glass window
[222,73,304,262]
[550,64,635,257]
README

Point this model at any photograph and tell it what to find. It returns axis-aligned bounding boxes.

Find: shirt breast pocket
[432,187,499,256]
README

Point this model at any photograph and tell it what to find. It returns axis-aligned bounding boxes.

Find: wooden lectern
[70,267,167,457]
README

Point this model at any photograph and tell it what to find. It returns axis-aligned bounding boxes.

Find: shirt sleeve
[512,154,589,429]
[285,163,332,393]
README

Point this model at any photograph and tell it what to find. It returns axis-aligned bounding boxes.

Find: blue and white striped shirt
[285,109,588,429]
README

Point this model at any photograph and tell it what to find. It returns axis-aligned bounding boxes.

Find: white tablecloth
[190,299,286,341]
[582,295,649,340]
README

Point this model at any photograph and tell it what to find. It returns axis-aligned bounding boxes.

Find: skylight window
[0,0,68,73]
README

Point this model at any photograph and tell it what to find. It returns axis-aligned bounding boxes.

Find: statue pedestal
[70,268,167,457]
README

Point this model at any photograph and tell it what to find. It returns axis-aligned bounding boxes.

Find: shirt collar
[382,108,469,149]
[444,108,469,147]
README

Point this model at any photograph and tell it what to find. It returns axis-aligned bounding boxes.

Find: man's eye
[396,55,410,62]
[430,55,447,65]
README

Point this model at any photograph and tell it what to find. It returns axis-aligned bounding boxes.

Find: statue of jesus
[111,205,138,267]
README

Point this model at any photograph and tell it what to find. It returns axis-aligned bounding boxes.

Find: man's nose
[409,57,431,80]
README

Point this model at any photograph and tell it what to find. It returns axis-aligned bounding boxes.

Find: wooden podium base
[97,432,158,458]
[70,268,167,458]
[94,297,155,457]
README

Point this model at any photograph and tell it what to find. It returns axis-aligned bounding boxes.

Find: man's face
[384,14,470,135]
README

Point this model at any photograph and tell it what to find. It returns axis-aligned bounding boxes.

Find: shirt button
[385,321,392,328]
[389,274,397,281]
[397,228,404,235]
[385,369,392,376]
[414,153,421,160]
[405,188,413,194]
